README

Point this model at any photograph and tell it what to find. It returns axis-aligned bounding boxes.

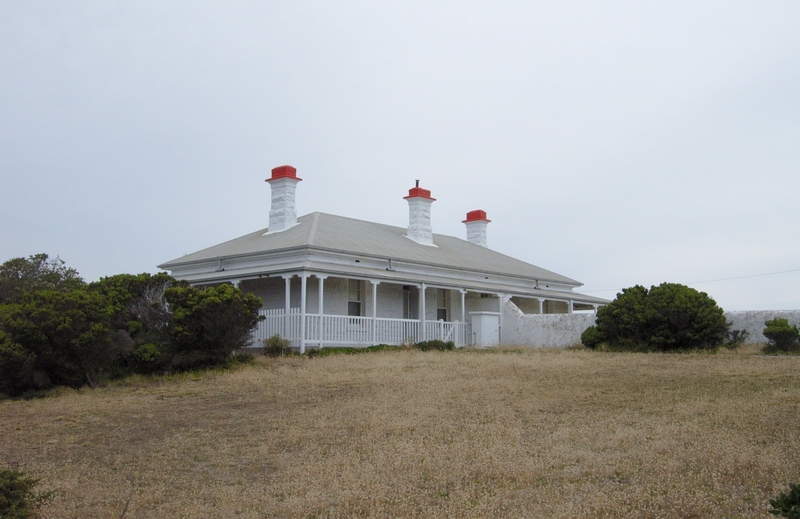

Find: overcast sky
[2,2,799,311]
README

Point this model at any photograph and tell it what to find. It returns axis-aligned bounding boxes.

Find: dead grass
[2,348,799,518]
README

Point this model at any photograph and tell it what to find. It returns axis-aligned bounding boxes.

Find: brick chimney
[404,181,436,246]
[463,209,490,248]
[266,165,302,233]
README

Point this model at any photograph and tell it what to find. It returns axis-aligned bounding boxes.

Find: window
[348,279,362,317]
[437,288,447,321]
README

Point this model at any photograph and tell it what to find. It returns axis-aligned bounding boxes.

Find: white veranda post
[371,281,379,343]
[283,275,291,339]
[318,276,326,348]
[420,283,426,341]
[300,274,307,354]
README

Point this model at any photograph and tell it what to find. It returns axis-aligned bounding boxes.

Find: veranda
[252,308,472,351]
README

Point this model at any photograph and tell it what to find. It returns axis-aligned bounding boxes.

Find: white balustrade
[249,310,471,349]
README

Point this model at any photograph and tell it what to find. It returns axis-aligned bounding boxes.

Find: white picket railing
[250,310,471,349]
[252,308,302,344]
[425,320,471,345]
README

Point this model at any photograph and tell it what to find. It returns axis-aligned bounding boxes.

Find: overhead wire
[581,267,800,293]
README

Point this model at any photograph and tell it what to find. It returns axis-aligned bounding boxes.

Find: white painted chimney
[404,181,436,246]
[463,209,490,248]
[266,165,302,233]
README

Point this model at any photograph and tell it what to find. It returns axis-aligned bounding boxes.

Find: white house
[158,165,608,351]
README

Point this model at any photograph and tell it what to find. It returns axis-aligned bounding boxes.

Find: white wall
[511,296,541,314]
[502,299,595,347]
[501,299,800,347]
[240,277,286,310]
[465,292,500,314]
[725,310,800,344]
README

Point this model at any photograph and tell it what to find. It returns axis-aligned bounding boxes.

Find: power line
[581,267,800,293]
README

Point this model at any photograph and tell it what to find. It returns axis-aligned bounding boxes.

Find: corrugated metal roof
[159,212,581,285]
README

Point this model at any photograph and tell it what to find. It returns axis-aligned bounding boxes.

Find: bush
[131,342,163,373]
[0,257,266,392]
[763,318,800,353]
[263,335,291,357]
[89,272,180,333]
[0,468,52,518]
[0,332,35,396]
[0,289,117,391]
[582,283,727,352]
[769,482,800,518]
[723,328,750,349]
[166,284,263,369]
[0,253,84,305]
[414,340,454,351]
[311,345,401,357]
[580,325,604,350]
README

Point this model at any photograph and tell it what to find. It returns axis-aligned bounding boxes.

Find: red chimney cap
[463,209,490,223]
[403,186,435,201]
[266,165,302,182]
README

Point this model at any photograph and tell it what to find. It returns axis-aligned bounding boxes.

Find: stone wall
[501,299,800,347]
[501,300,595,347]
[724,310,800,344]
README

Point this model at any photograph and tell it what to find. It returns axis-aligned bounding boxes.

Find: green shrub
[763,318,800,353]
[580,325,604,350]
[0,253,84,305]
[130,343,163,373]
[132,343,161,363]
[723,328,749,349]
[0,468,53,518]
[0,332,35,396]
[0,257,267,392]
[89,272,180,334]
[311,344,401,357]
[166,284,263,369]
[263,335,291,357]
[0,289,118,391]
[223,353,254,368]
[414,340,454,351]
[769,482,800,518]
[309,345,400,357]
[583,283,727,352]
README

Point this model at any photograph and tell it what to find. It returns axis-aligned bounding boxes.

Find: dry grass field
[2,346,799,518]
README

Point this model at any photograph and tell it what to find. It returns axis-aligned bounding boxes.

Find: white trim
[300,274,307,353]
[460,289,466,323]
[252,311,471,348]
[420,283,426,341]
[283,275,291,338]
[371,280,379,343]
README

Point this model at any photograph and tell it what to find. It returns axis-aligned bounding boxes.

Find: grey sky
[2,2,799,311]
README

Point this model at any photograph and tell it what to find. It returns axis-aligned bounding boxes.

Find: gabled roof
[159,212,581,286]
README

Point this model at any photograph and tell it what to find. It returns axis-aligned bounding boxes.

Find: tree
[165,284,263,368]
[0,254,84,305]
[0,468,52,518]
[582,283,727,352]
[763,318,800,353]
[89,273,180,330]
[0,331,35,396]
[0,289,117,391]
[89,273,185,372]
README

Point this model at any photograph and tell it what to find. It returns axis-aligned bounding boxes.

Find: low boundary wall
[502,301,595,347]
[501,300,800,347]
[725,310,800,344]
